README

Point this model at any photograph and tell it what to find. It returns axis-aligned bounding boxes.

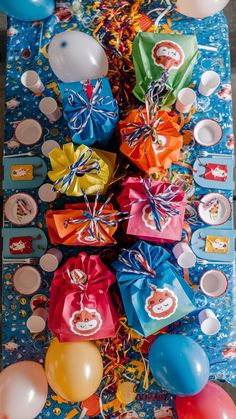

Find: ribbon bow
[64,191,130,242]
[118,249,156,278]
[65,79,117,134]
[53,148,100,193]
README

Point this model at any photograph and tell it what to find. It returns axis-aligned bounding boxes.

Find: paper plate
[13,265,42,295]
[4,193,38,225]
[15,119,42,146]
[193,119,222,146]
[198,193,231,226]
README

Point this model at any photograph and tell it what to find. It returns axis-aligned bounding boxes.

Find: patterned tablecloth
[2,1,236,418]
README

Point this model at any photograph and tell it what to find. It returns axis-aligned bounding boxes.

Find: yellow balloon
[45,338,103,402]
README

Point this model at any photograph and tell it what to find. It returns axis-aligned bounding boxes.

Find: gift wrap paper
[2,1,236,418]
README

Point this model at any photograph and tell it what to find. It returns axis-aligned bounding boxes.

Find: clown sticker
[145,286,178,320]
[152,40,184,71]
[142,205,171,231]
[70,307,102,336]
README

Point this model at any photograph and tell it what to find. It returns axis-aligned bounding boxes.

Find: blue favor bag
[59,77,119,147]
[112,241,196,337]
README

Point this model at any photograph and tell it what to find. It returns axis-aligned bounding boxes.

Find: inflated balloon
[0,361,48,419]
[48,31,109,82]
[149,335,209,395]
[0,0,55,21]
[176,381,236,419]
[45,338,103,402]
[176,0,230,19]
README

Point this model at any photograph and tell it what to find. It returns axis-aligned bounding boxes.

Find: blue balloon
[0,0,55,21]
[149,334,209,396]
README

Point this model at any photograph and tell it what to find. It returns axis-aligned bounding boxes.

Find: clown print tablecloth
[2,1,236,418]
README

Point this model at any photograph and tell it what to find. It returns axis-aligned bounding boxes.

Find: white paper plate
[198,193,231,226]
[13,266,41,295]
[194,119,222,146]
[4,193,38,225]
[15,119,42,145]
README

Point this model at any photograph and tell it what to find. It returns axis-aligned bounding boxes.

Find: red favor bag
[48,253,119,342]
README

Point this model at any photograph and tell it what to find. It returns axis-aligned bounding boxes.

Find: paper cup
[21,70,45,93]
[26,315,46,334]
[176,88,196,114]
[38,183,59,202]
[172,242,197,268]
[40,248,63,272]
[33,307,48,321]
[15,119,42,146]
[200,270,228,298]
[193,119,222,147]
[199,71,220,97]
[198,309,221,336]
[41,140,60,157]
[30,294,48,311]
[39,97,62,122]
[13,266,41,295]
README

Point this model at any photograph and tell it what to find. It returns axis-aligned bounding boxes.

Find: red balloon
[176,382,236,419]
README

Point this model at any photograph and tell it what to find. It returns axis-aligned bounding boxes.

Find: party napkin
[132,32,198,106]
[117,177,186,242]
[120,88,183,173]
[59,77,119,147]
[46,191,129,246]
[48,252,119,342]
[112,241,196,337]
[48,142,116,196]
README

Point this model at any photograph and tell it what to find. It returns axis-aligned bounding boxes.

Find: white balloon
[176,0,230,19]
[48,31,108,82]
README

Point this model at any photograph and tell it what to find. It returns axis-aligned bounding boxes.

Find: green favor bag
[132,32,198,107]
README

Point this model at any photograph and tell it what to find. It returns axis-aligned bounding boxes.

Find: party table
[2,1,236,418]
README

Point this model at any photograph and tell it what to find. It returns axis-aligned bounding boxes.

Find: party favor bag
[120,96,183,173]
[112,241,196,337]
[132,32,198,106]
[48,253,119,342]
[59,78,119,147]
[48,142,116,196]
[46,192,129,246]
[117,177,186,242]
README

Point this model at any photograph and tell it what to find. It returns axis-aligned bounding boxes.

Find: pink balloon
[176,381,236,419]
[0,361,48,419]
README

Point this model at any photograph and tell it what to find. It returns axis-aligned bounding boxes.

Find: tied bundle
[48,142,116,197]
[59,78,119,146]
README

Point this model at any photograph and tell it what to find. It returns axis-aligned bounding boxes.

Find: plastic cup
[21,70,45,93]
[15,119,42,146]
[198,309,221,336]
[39,97,62,122]
[172,242,197,268]
[41,140,60,157]
[39,248,63,272]
[199,71,220,96]
[176,88,196,113]
[38,183,59,202]
[200,270,228,298]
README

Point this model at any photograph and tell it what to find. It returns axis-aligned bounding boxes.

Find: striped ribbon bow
[64,191,130,242]
[53,148,100,193]
[65,79,117,134]
[123,73,169,147]
[119,249,156,278]
[128,179,180,232]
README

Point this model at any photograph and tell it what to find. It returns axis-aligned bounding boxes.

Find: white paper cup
[33,307,48,321]
[38,183,59,202]
[40,248,63,272]
[193,119,222,147]
[41,140,60,157]
[21,70,45,93]
[13,266,41,295]
[198,309,221,336]
[172,242,197,268]
[26,315,46,334]
[176,88,196,113]
[39,97,62,122]
[200,270,228,298]
[15,119,42,146]
[199,71,220,97]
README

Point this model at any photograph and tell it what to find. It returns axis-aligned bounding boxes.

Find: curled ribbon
[53,148,100,193]
[64,191,130,242]
[118,249,156,278]
[65,79,117,134]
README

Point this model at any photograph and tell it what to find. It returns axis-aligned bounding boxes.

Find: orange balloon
[45,338,103,402]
